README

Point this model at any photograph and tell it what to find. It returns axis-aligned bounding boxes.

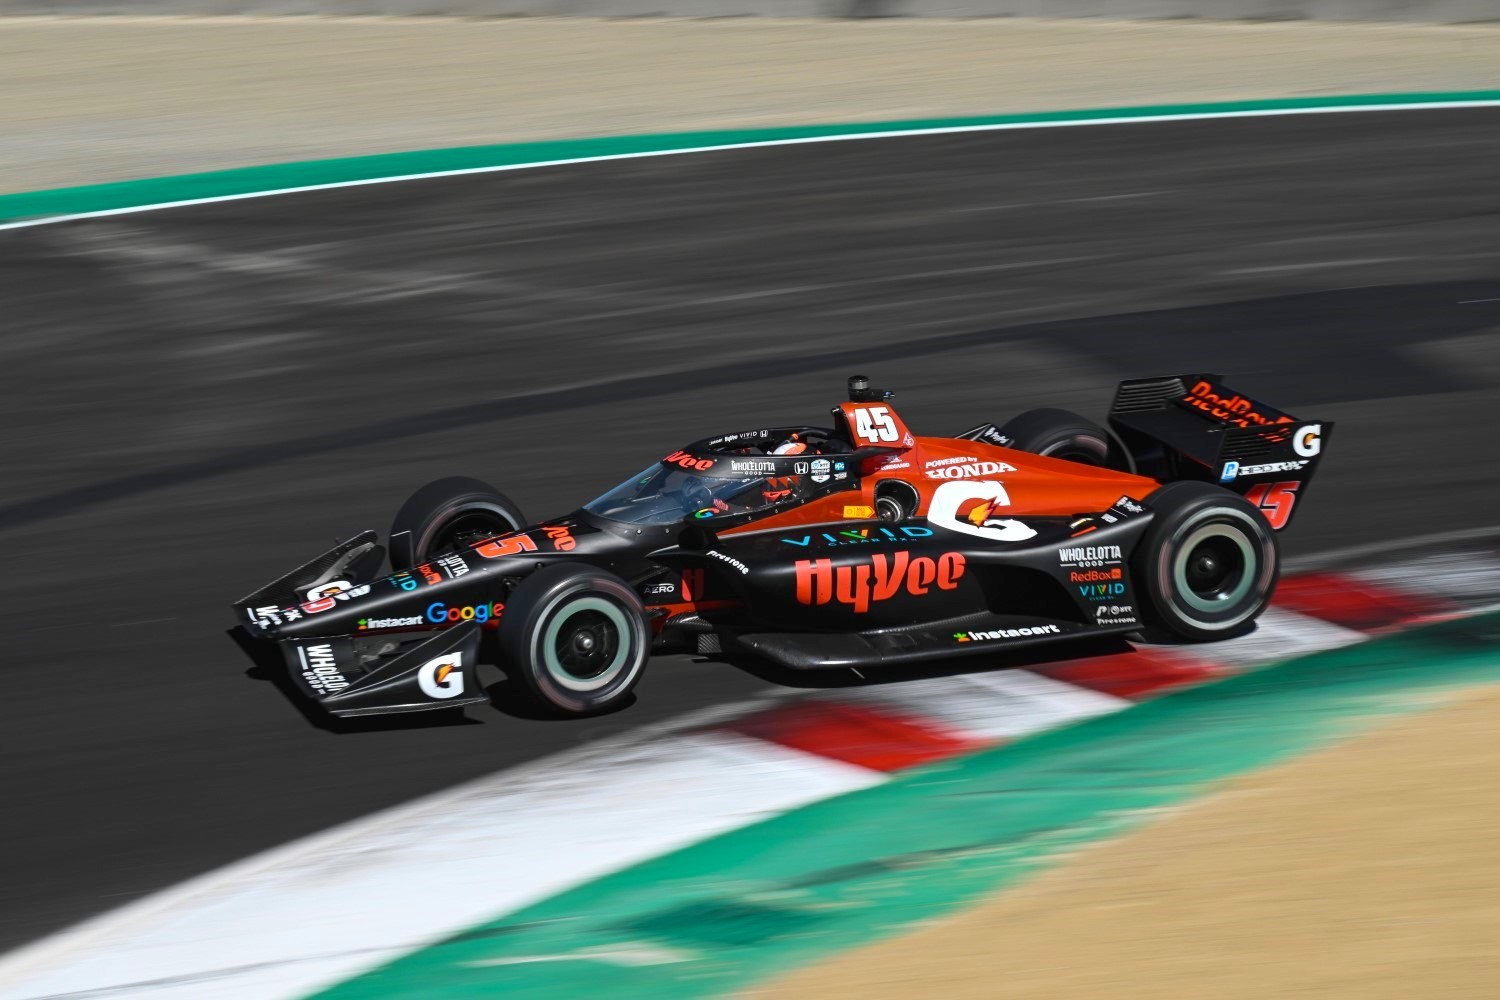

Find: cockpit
[582,426,853,526]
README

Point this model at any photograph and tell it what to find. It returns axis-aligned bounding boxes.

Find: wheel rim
[1172,523,1256,614]
[539,597,632,692]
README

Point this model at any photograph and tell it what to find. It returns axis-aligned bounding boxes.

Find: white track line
[3,100,1500,234]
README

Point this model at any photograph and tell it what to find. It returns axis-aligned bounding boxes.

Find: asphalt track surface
[2,108,1499,952]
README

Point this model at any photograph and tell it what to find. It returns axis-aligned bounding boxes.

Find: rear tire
[1133,481,1278,641]
[390,476,525,566]
[994,407,1114,467]
[498,564,650,716]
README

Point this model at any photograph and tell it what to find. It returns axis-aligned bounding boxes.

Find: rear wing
[1108,374,1332,531]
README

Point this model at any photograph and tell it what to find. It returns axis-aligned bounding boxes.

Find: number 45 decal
[852,405,899,444]
[1244,480,1300,531]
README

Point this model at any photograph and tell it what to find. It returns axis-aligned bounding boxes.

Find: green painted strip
[315,612,1500,999]
[4,91,1500,225]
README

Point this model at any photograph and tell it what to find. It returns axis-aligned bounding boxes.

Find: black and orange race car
[234,375,1331,719]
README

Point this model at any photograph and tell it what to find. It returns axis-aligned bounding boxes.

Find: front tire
[390,476,525,565]
[1134,481,1279,641]
[498,564,650,716]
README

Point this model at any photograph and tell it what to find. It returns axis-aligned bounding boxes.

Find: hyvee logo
[924,461,1017,480]
[664,450,714,472]
[418,653,464,699]
[542,525,577,551]
[297,643,348,694]
[1069,568,1121,583]
[795,551,965,614]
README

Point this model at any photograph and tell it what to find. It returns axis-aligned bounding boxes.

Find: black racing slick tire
[498,564,651,716]
[1133,481,1279,642]
[994,408,1115,467]
[390,476,526,566]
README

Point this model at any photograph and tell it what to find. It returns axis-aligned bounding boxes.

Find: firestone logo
[795,551,965,614]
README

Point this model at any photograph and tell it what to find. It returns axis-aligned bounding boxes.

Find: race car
[234,374,1331,718]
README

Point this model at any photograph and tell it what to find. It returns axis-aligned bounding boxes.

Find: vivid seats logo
[795,551,965,614]
[1077,582,1127,601]
[782,526,932,548]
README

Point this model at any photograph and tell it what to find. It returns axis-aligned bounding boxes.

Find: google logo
[426,601,504,624]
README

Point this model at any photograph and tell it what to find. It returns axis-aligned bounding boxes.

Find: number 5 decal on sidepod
[475,533,539,559]
[1244,480,1300,531]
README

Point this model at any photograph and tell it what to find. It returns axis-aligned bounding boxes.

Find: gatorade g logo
[418,653,463,699]
[795,551,965,614]
[305,580,352,603]
[1293,423,1323,458]
[927,481,1038,542]
[301,582,371,614]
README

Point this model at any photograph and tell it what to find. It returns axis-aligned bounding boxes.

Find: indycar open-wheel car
[235,373,1330,718]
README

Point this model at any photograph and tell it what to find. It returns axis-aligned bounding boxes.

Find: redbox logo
[794,551,965,614]
[1068,568,1121,583]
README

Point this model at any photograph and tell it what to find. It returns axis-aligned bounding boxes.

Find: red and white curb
[2,541,1497,1000]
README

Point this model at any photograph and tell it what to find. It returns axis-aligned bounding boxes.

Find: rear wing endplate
[1108,373,1332,531]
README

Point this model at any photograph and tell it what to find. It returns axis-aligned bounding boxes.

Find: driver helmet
[773,433,808,456]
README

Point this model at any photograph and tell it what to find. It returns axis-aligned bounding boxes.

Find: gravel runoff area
[2,16,1500,192]
[763,683,1500,1000]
